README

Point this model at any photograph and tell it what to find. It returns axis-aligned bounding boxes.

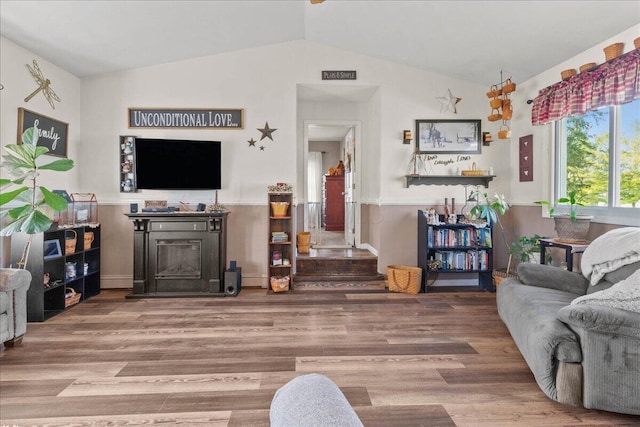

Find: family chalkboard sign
[17,108,68,157]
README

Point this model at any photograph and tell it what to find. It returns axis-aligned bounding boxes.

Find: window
[554,97,640,224]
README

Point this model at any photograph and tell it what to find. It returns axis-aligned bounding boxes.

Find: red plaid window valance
[531,49,640,126]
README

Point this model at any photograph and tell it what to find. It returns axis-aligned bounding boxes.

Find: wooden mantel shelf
[405,175,495,188]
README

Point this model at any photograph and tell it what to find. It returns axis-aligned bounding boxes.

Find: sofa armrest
[558,304,640,339]
[557,303,640,415]
[516,263,588,295]
[0,268,32,293]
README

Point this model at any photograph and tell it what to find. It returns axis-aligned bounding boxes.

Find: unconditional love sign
[128,108,244,129]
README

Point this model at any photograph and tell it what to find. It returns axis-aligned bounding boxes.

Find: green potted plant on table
[535,191,593,242]
[509,234,551,264]
[0,127,74,268]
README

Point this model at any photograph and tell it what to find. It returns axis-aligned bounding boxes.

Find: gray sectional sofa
[0,268,31,347]
[497,227,640,415]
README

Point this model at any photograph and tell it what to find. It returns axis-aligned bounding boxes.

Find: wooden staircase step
[295,256,382,281]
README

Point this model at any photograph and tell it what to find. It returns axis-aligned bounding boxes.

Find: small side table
[540,239,590,272]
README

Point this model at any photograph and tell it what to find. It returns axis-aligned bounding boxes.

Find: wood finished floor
[1,288,639,426]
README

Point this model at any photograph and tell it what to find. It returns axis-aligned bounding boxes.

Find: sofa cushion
[0,312,8,343]
[517,263,589,295]
[497,281,582,401]
[604,260,640,284]
[0,291,8,314]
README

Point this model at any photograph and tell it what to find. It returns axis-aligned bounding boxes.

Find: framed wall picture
[416,119,481,154]
[17,108,68,157]
[44,239,62,259]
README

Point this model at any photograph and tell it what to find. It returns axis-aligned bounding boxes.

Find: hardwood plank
[0,411,231,426]
[355,404,456,427]
[58,373,261,396]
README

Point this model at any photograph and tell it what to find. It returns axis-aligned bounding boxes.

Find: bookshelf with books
[417,209,494,292]
[268,192,293,290]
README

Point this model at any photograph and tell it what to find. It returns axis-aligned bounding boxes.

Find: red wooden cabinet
[324,175,344,231]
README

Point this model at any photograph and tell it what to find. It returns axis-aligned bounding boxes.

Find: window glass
[560,107,610,206]
[556,98,640,214]
[620,100,640,208]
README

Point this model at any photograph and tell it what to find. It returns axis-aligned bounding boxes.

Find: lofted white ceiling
[1,1,638,86]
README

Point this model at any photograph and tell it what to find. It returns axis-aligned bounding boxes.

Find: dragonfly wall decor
[24,59,61,110]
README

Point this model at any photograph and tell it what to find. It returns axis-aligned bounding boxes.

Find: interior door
[344,128,355,246]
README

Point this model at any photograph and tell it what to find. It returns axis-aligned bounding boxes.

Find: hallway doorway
[304,122,358,249]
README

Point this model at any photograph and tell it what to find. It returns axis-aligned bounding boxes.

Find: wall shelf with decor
[417,210,493,292]
[10,225,101,321]
[268,192,294,292]
[119,135,137,193]
[405,175,495,188]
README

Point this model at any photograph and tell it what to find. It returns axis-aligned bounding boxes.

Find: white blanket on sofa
[572,268,640,313]
[581,227,640,286]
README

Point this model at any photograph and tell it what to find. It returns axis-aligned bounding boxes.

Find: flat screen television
[134,138,222,190]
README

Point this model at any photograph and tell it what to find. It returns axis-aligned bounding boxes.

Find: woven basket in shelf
[65,230,77,255]
[270,276,290,292]
[65,287,81,307]
[603,42,624,61]
[635,37,640,49]
[579,62,597,73]
[561,69,576,81]
[270,202,289,217]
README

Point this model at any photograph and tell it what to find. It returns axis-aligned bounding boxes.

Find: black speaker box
[224,267,242,296]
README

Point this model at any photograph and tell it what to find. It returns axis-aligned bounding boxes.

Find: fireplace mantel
[125,212,228,297]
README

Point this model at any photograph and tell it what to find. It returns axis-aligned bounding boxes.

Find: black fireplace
[126,212,228,297]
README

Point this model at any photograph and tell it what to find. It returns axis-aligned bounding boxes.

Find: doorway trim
[303,120,362,248]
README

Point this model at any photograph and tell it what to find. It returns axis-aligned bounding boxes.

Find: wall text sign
[128,108,244,129]
[322,70,357,80]
[17,108,68,157]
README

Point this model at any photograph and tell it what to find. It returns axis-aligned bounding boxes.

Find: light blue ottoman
[270,373,364,426]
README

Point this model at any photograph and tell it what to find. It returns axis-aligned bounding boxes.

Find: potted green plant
[469,191,510,255]
[0,127,74,268]
[509,234,550,264]
[468,191,514,286]
[535,191,593,242]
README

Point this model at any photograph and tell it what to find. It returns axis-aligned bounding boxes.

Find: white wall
[78,40,509,207]
[0,37,82,191]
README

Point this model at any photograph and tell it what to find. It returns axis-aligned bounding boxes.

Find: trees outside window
[556,98,640,211]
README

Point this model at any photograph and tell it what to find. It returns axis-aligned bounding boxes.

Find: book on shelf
[427,226,492,248]
[271,231,289,242]
[434,249,489,271]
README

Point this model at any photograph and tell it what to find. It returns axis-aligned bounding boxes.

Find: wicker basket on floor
[493,255,518,289]
[387,265,422,295]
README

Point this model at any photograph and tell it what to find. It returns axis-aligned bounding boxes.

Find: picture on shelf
[272,250,283,266]
[44,239,62,259]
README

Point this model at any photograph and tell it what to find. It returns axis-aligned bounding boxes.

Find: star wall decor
[436,89,462,114]
[257,122,277,141]
[248,137,257,147]
[260,145,265,151]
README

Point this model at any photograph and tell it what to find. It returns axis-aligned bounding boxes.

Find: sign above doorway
[321,70,357,80]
